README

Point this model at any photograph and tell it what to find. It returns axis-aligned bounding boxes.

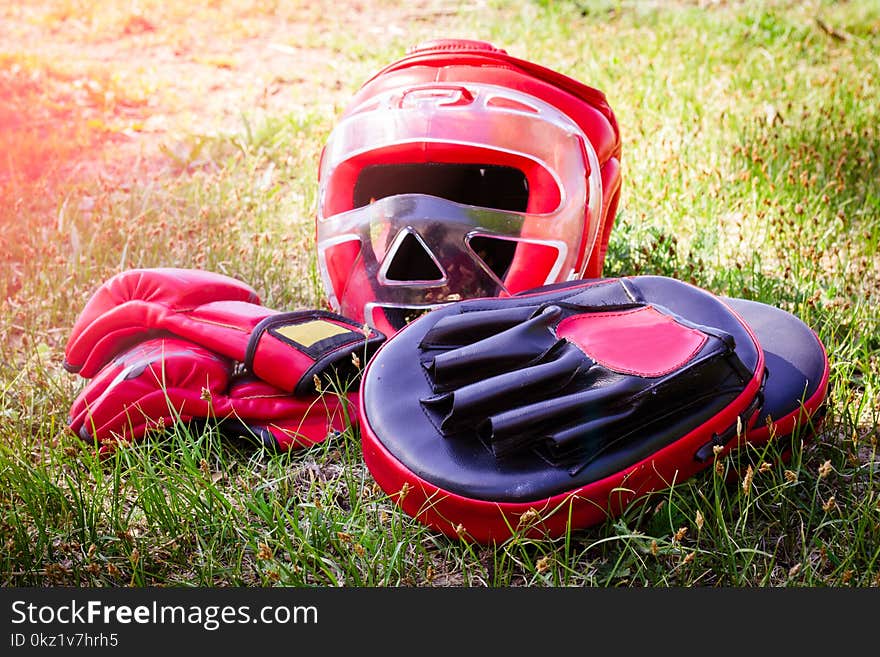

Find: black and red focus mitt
[359,275,829,542]
[64,268,384,455]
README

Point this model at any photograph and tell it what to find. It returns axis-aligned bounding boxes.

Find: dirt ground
[0,0,468,185]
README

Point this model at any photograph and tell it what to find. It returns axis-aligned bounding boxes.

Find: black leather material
[722,297,827,426]
[362,276,764,502]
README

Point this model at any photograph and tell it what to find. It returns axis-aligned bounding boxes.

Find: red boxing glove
[64,268,385,395]
[69,337,356,455]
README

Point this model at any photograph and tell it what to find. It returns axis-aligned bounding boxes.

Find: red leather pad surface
[556,306,707,378]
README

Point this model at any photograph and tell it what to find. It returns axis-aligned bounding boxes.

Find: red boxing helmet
[316,39,622,335]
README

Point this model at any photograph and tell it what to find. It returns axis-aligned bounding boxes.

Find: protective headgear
[316,39,622,336]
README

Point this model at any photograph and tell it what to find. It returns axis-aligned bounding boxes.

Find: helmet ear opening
[353,163,529,211]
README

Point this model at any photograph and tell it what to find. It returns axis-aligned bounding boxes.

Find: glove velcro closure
[245,310,385,395]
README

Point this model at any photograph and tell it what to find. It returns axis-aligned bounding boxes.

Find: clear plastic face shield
[316,83,603,329]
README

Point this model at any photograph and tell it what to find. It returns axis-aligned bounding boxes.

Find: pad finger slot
[423,305,562,388]
[477,377,645,458]
[420,342,589,434]
[419,305,538,348]
[542,408,636,461]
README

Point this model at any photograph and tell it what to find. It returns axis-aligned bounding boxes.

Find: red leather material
[360,275,831,542]
[352,48,620,165]
[583,156,623,278]
[321,40,623,321]
[64,267,259,375]
[502,241,566,296]
[64,268,384,395]
[322,239,363,305]
[556,306,708,378]
[321,141,561,217]
[69,338,353,455]
[362,373,763,543]
[66,291,274,380]
[357,275,834,542]
[406,39,508,55]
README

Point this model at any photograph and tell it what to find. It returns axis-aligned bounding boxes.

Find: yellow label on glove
[275,320,351,347]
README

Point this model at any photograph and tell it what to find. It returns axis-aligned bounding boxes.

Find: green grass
[1,0,878,587]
